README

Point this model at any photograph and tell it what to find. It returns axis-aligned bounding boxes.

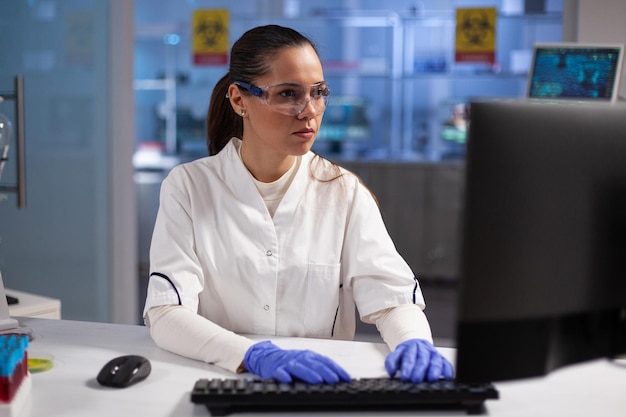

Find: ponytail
[207,73,242,155]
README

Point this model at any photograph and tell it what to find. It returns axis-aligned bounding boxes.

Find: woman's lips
[293,128,315,139]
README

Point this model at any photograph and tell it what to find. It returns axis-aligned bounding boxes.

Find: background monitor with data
[526,43,624,102]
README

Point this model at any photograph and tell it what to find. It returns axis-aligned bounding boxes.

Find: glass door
[0,0,137,323]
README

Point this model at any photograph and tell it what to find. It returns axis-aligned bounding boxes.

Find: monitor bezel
[526,42,625,103]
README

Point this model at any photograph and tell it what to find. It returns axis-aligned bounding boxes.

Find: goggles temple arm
[234,81,264,98]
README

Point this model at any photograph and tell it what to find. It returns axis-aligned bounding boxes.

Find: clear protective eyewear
[234,81,330,116]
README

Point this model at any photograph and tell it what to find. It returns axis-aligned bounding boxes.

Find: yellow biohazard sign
[192,9,229,66]
[455,8,497,64]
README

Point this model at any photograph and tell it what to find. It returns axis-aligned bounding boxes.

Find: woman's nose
[296,97,319,118]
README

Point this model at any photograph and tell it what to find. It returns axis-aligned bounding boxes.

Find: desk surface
[6,289,62,320]
[14,317,626,417]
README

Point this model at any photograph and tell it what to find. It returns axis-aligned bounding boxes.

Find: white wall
[110,0,138,324]
[577,0,626,99]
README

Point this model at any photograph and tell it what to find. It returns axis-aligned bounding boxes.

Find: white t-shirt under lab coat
[143,138,431,371]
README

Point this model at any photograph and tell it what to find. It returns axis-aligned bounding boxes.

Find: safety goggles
[234,81,330,116]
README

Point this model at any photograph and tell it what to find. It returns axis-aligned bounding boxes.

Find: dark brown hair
[206,25,319,155]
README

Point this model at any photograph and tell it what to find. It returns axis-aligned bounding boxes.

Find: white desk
[13,317,626,417]
[6,289,61,320]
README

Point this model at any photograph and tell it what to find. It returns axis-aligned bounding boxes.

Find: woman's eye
[278,89,299,98]
[314,88,327,97]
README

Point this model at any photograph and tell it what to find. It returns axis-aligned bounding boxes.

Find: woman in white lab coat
[143,24,453,384]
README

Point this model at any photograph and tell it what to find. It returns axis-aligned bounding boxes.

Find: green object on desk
[28,357,53,373]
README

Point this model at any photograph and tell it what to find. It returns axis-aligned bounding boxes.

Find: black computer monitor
[526,43,624,102]
[455,99,626,383]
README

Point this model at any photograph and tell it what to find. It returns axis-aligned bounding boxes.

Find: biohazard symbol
[458,10,494,47]
[195,15,226,49]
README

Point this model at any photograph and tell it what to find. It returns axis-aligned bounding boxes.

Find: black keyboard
[190,377,499,415]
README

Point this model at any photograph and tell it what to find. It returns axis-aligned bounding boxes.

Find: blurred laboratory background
[0,0,624,345]
[133,0,565,344]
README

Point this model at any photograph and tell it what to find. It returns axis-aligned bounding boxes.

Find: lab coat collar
[218,138,313,223]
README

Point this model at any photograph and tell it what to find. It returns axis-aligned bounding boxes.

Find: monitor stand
[0,271,18,331]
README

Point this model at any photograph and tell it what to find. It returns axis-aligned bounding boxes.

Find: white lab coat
[144,138,425,341]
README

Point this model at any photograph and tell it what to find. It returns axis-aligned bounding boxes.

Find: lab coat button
[263,304,270,311]
[266,250,273,257]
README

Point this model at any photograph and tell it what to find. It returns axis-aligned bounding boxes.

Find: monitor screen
[455,99,626,383]
[526,43,624,102]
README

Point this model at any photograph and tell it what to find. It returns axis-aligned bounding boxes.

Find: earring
[239,109,246,117]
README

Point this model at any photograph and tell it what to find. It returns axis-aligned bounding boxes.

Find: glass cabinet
[401,10,562,160]
[135,6,562,162]
[135,10,404,160]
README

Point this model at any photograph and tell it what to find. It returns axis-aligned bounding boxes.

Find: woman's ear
[227,83,245,114]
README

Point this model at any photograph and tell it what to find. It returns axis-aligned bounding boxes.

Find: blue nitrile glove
[385,338,454,383]
[243,340,351,384]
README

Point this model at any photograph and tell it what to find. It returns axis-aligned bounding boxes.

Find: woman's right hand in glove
[243,340,351,384]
